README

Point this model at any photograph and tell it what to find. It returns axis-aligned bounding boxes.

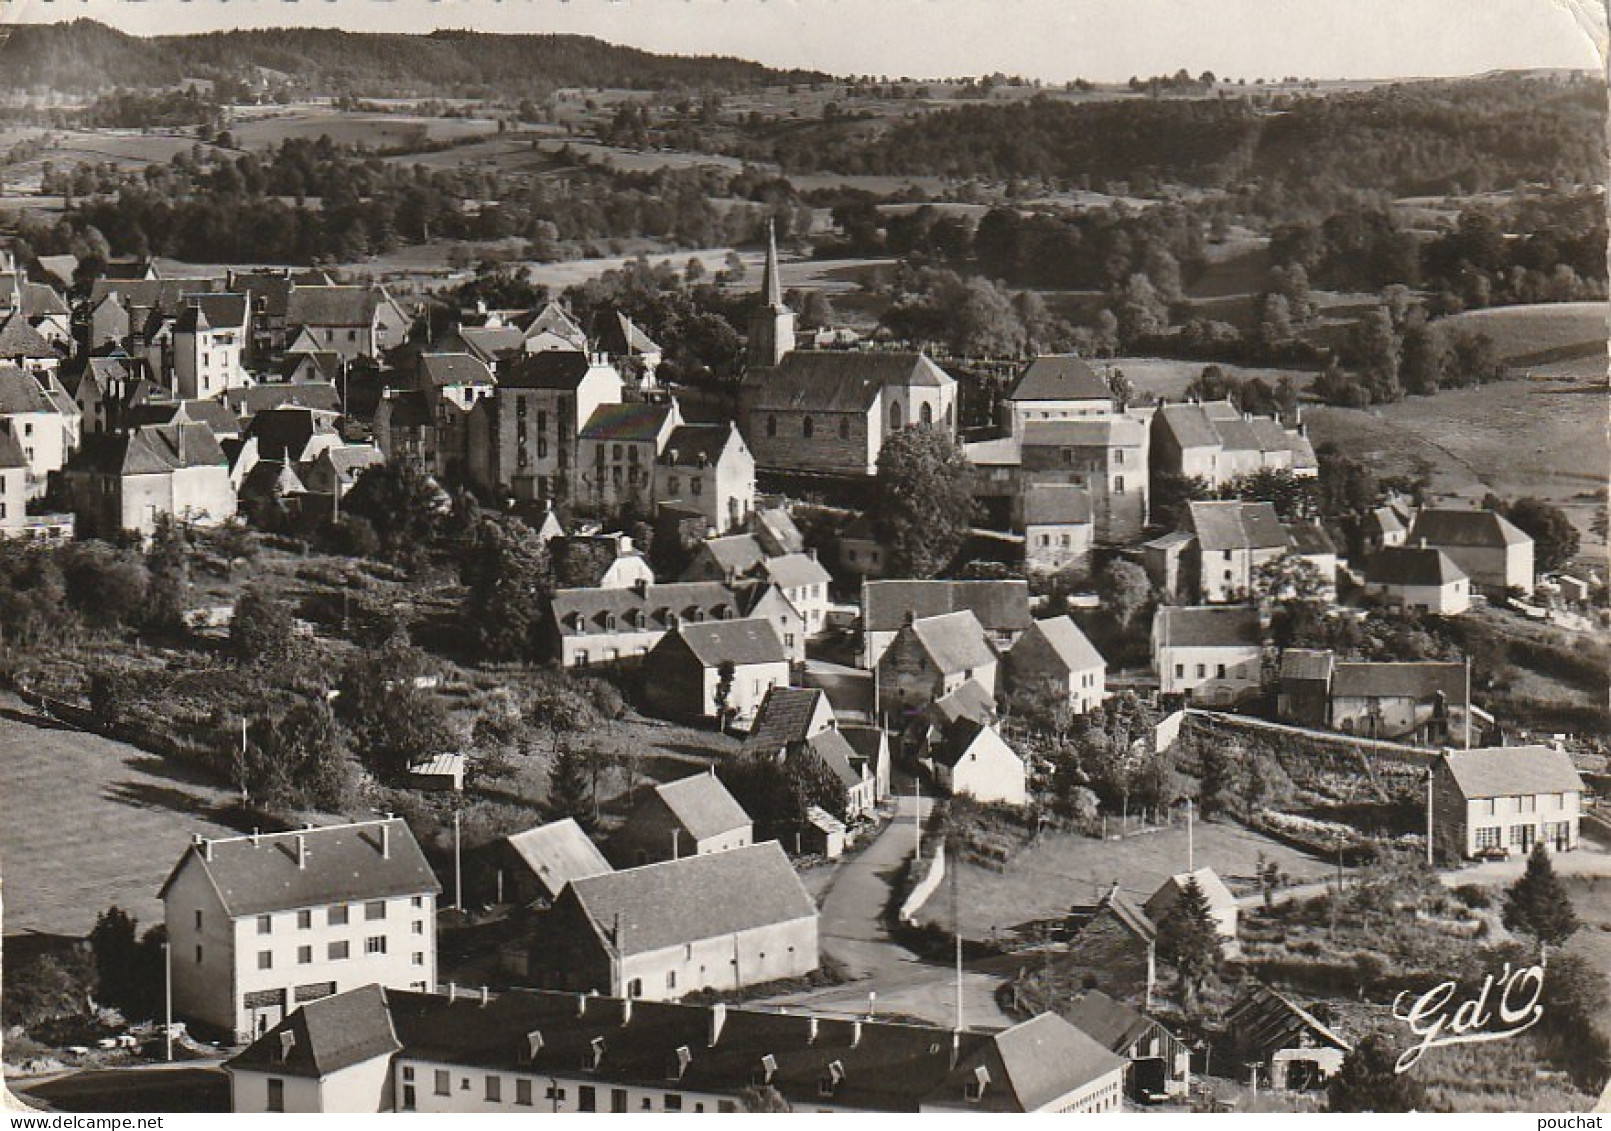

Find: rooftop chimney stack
[448,983,458,1003]
[296,834,307,870]
[480,986,490,1007]
[380,823,391,859]
[851,1020,863,1048]
[708,1002,727,1048]
[621,997,633,1026]
[807,1017,820,1045]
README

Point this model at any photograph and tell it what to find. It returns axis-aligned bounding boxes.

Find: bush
[1452,883,1493,909]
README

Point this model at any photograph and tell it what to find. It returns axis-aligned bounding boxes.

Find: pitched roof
[864,579,1032,635]
[908,610,997,675]
[278,350,343,384]
[564,841,813,956]
[35,254,79,289]
[659,423,736,468]
[1365,546,1466,587]
[504,819,613,896]
[1286,519,1337,557]
[1188,499,1287,552]
[157,818,440,918]
[651,772,752,842]
[1225,984,1351,1055]
[287,285,381,328]
[741,686,831,756]
[1330,661,1465,702]
[983,1011,1127,1111]
[1008,355,1112,402]
[927,678,996,729]
[596,310,661,357]
[578,401,672,443]
[226,382,341,417]
[1023,483,1093,526]
[1365,506,1407,538]
[0,365,56,414]
[931,717,1017,770]
[225,984,401,1079]
[0,429,27,469]
[802,727,865,790]
[1067,886,1155,943]
[1155,403,1224,450]
[20,280,70,318]
[0,311,56,358]
[1439,744,1584,799]
[1153,605,1262,650]
[1020,416,1147,449]
[516,301,588,349]
[1411,508,1532,549]
[1279,648,1335,683]
[742,351,953,413]
[666,616,788,667]
[549,581,736,636]
[420,352,493,388]
[76,422,228,477]
[500,350,600,391]
[458,324,528,362]
[762,552,831,590]
[1148,867,1238,915]
[1062,989,1161,1055]
[691,534,768,577]
[753,505,805,555]
[181,293,249,330]
[1013,616,1104,674]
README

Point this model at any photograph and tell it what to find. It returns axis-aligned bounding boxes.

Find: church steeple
[747,218,796,369]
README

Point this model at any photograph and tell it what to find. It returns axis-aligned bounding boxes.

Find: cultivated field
[1110,356,1312,401]
[0,693,243,938]
[1439,301,1607,379]
[228,109,500,151]
[922,818,1337,943]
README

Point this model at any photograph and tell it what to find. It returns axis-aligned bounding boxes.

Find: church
[737,225,958,477]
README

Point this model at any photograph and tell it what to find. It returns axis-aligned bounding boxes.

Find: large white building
[159,819,441,1043]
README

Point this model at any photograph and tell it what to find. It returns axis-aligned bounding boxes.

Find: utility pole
[913,778,922,859]
[952,839,964,1033]
[671,827,680,862]
[1425,767,1435,867]
[163,940,173,1062]
[1464,657,1473,749]
[452,808,463,911]
[1187,798,1195,873]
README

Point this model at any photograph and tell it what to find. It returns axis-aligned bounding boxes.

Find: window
[890,401,904,430]
[802,416,814,438]
[1114,475,1125,493]
[485,1076,501,1103]
[691,477,702,496]
[1510,825,1531,846]
[412,895,424,909]
[297,910,312,930]
[195,910,203,931]
[920,402,933,426]
[839,418,850,440]
[257,915,273,935]
[665,1094,683,1112]
[257,950,273,970]
[1115,449,1125,465]
[516,1079,533,1107]
[627,977,644,998]
[435,1070,451,1097]
[328,905,349,927]
[366,936,387,955]
[612,1089,629,1113]
[579,1086,597,1112]
[1475,827,1501,849]
[412,952,425,967]
[667,474,679,495]
[1174,664,1184,678]
[297,946,312,965]
[667,970,677,990]
[1217,664,1227,679]
[328,941,350,961]
[766,415,777,438]
[1196,664,1206,679]
[365,901,386,921]
[413,920,425,936]
[267,1079,285,1113]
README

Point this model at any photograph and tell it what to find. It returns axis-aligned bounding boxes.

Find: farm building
[927,719,1027,807]
[609,771,753,868]
[1151,606,1263,704]
[1005,616,1106,715]
[1143,868,1239,957]
[1364,546,1471,615]
[641,617,790,725]
[1063,989,1191,1100]
[1408,508,1535,592]
[497,819,613,907]
[1223,984,1351,1092]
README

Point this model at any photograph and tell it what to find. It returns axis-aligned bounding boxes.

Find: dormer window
[753,1053,778,1086]
[667,1045,693,1082]
[965,1065,991,1102]
[588,1036,606,1072]
[818,1060,845,1098]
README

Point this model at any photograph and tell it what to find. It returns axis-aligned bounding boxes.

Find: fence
[899,841,946,924]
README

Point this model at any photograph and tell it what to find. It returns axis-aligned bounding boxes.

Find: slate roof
[1439,744,1584,799]
[1365,506,1407,539]
[652,772,752,842]
[1023,483,1093,526]
[1225,984,1351,1057]
[841,726,887,769]
[379,389,434,429]
[1013,616,1104,674]
[157,818,440,918]
[908,610,997,675]
[226,382,341,417]
[287,285,381,328]
[1188,500,1287,552]
[516,301,588,349]
[690,534,768,578]
[0,429,27,469]
[1008,355,1112,402]
[802,727,865,790]
[1366,546,1466,587]
[75,422,227,477]
[667,616,788,667]
[1147,867,1238,917]
[927,679,997,729]
[596,310,661,356]
[1411,508,1532,549]
[231,985,1118,1112]
[660,423,736,468]
[1020,416,1147,449]
[247,406,340,462]
[20,281,69,318]
[90,278,225,319]
[754,505,805,555]
[564,841,813,956]
[230,271,296,319]
[35,254,79,290]
[1279,648,1335,684]
[1155,403,1224,450]
[180,293,249,331]
[743,351,952,413]
[1153,605,1262,650]
[578,401,672,443]
[1331,661,1465,702]
[500,350,597,390]
[1286,520,1338,557]
[225,984,401,1079]
[763,552,831,590]
[931,717,1012,769]
[0,365,56,414]
[0,311,56,357]
[1063,989,1161,1055]
[503,818,613,896]
[741,686,831,756]
[420,352,493,388]
[550,581,736,637]
[864,579,1032,635]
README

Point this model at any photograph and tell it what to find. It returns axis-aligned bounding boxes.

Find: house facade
[472,352,624,504]
[642,618,790,724]
[1152,606,1264,703]
[608,772,754,867]
[65,422,237,537]
[876,610,999,726]
[1432,745,1584,860]
[1005,616,1106,715]
[653,423,756,535]
[1409,508,1535,592]
[1365,546,1471,615]
[930,720,1027,806]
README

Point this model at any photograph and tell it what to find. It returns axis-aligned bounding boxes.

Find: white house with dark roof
[1022,482,1094,575]
[528,841,817,1000]
[761,551,832,637]
[929,719,1027,806]
[469,350,623,504]
[171,294,250,398]
[1002,355,1115,434]
[575,399,680,511]
[0,364,77,496]
[1433,745,1584,859]
[1006,615,1106,714]
[1152,605,1263,703]
[1409,508,1535,592]
[610,771,754,867]
[642,616,790,724]
[543,580,738,669]
[681,532,769,582]
[1144,868,1239,956]
[285,284,409,361]
[862,578,1032,667]
[158,818,440,1042]
[876,609,999,724]
[1186,499,1289,603]
[63,421,236,537]
[654,421,755,535]
[226,985,1125,1113]
[498,818,614,906]
[1364,545,1470,615]
[1151,400,1314,489]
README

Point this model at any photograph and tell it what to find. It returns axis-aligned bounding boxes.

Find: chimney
[807,1017,820,1045]
[708,1002,727,1047]
[577,993,589,1017]
[277,1030,296,1063]
[296,834,307,870]
[447,983,458,1003]
[380,823,391,859]
[251,829,261,847]
[525,1030,544,1062]
[851,1020,863,1048]
[867,991,877,1017]
[480,986,490,1007]
[950,1030,962,1070]
[621,997,633,1026]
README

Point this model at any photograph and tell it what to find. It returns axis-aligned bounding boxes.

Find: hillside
[0,19,828,95]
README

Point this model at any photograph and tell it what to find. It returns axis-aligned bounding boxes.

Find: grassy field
[1109,356,1312,401]
[228,110,500,151]
[1563,873,1611,985]
[0,692,244,938]
[921,818,1337,943]
[1440,302,1607,379]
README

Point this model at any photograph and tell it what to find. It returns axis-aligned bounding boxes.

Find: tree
[873,426,975,579]
[344,457,449,559]
[1328,1034,1428,1112]
[459,516,553,661]
[249,700,360,811]
[1095,559,1152,628]
[1112,273,1169,345]
[1502,842,1580,949]
[1154,877,1221,1010]
[89,905,139,1014]
[143,516,190,635]
[713,660,736,734]
[547,740,595,831]
[1501,497,1580,574]
[737,1085,791,1112]
[231,585,296,669]
[1195,738,1238,817]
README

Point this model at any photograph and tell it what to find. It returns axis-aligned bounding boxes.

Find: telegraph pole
[1425,767,1435,867]
[452,808,463,911]
[1186,798,1195,873]
[163,939,173,1062]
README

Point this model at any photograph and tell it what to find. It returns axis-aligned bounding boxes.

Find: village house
[593,311,664,391]
[285,285,410,361]
[1361,500,1414,555]
[608,771,754,867]
[876,610,999,726]
[225,985,1127,1114]
[1063,989,1191,1101]
[470,351,624,505]
[0,364,78,497]
[926,719,1027,806]
[1018,416,1149,544]
[836,513,890,579]
[1001,354,1115,434]
[496,819,614,908]
[1275,648,1335,727]
[527,841,818,1001]
[741,686,836,758]
[1021,482,1095,575]
[0,431,48,538]
[1328,660,1471,745]
[642,617,791,725]
[576,400,681,512]
[543,581,737,670]
[1150,400,1316,489]
[158,818,440,1043]
[1143,868,1239,956]
[1364,545,1471,615]
[1432,744,1584,860]
[735,578,808,664]
[551,531,656,590]
[681,532,769,583]
[1224,984,1351,1092]
[803,727,882,818]
[653,423,756,535]
[0,309,63,372]
[1408,508,1535,592]
[1063,885,1157,1005]
[759,552,833,637]
[169,295,251,399]
[862,578,1033,668]
[1184,499,1289,604]
[911,678,997,759]
[372,389,437,473]
[64,421,238,537]
[1151,605,1264,704]
[1005,616,1106,715]
[1284,519,1339,598]
[301,444,385,501]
